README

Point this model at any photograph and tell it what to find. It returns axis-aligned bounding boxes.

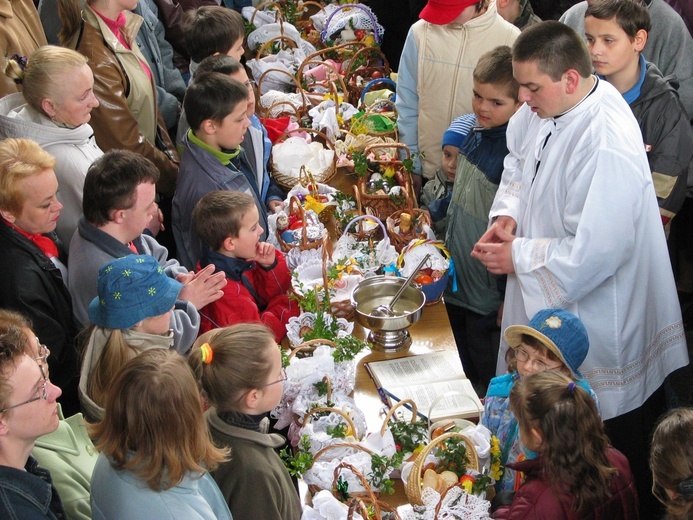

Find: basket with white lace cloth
[315,4,384,45]
[271,128,336,189]
[399,484,491,520]
[333,215,398,275]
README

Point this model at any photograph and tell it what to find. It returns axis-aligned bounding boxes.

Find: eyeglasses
[515,347,563,372]
[34,341,50,377]
[263,367,287,387]
[35,342,49,363]
[0,363,48,414]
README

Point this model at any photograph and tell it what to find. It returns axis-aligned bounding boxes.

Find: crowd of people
[0,0,692,518]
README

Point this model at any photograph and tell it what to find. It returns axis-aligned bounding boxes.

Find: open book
[365,351,483,421]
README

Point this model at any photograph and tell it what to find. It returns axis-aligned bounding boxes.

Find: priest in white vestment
[472,22,688,423]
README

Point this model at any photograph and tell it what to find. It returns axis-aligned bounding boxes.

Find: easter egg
[280,230,297,243]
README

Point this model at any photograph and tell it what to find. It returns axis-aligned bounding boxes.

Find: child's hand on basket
[252,242,277,267]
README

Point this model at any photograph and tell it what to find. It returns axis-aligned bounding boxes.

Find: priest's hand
[471,223,516,275]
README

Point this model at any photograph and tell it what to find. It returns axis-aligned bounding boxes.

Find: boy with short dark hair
[445,45,521,396]
[585,0,693,226]
[183,6,245,72]
[192,190,298,342]
[173,72,273,271]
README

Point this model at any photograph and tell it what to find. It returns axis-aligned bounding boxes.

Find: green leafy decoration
[326,423,348,439]
[313,379,329,396]
[369,451,404,495]
[332,335,369,363]
[434,437,470,475]
[279,435,314,478]
[389,418,428,455]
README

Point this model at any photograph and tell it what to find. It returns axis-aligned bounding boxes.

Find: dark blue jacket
[0,457,67,520]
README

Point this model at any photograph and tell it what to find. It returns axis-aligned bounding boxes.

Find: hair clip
[567,381,576,393]
[9,54,28,84]
[200,343,214,364]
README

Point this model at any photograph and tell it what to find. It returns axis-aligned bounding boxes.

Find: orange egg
[414,273,434,285]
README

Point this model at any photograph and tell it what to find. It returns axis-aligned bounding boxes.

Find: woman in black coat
[0,137,79,416]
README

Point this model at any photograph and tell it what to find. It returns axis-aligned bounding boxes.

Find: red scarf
[2,218,58,258]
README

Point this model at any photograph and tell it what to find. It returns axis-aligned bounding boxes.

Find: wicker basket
[404,431,480,506]
[300,41,365,69]
[358,77,397,108]
[256,68,308,118]
[287,241,358,321]
[255,34,298,60]
[343,46,392,106]
[336,206,386,244]
[350,99,398,141]
[297,59,348,107]
[397,239,452,306]
[379,398,421,437]
[321,245,359,321]
[320,3,383,46]
[289,338,337,359]
[276,197,329,253]
[306,442,374,496]
[294,1,325,49]
[386,209,432,253]
[271,128,337,190]
[354,143,416,220]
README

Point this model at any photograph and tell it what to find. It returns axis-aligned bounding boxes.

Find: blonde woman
[0,138,80,416]
[0,46,102,249]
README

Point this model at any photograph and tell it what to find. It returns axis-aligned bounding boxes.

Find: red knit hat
[419,0,480,25]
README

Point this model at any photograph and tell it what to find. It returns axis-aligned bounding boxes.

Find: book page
[389,379,482,420]
[366,351,466,389]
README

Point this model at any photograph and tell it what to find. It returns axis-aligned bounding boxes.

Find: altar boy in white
[471,21,688,517]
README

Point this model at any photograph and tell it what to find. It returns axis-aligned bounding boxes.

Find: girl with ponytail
[493,371,638,519]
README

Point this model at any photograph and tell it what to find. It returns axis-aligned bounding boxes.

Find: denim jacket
[0,456,67,520]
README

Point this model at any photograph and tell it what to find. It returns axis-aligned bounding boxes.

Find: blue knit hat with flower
[88,255,183,330]
[504,308,589,378]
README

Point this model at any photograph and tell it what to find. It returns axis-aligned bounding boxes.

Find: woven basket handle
[406,432,480,505]
[360,77,397,105]
[288,195,308,244]
[380,398,419,437]
[331,461,381,514]
[321,3,381,44]
[364,98,397,119]
[256,34,298,60]
[301,41,365,67]
[302,406,359,441]
[346,498,370,520]
[250,1,284,29]
[311,441,373,465]
[256,66,299,94]
[289,339,337,359]
[341,214,386,241]
[343,45,390,80]
[364,142,410,160]
[297,59,347,98]
[298,165,318,191]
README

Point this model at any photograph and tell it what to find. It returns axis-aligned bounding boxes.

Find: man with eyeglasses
[0,309,67,520]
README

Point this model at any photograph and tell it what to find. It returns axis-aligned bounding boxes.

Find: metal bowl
[351,276,425,351]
